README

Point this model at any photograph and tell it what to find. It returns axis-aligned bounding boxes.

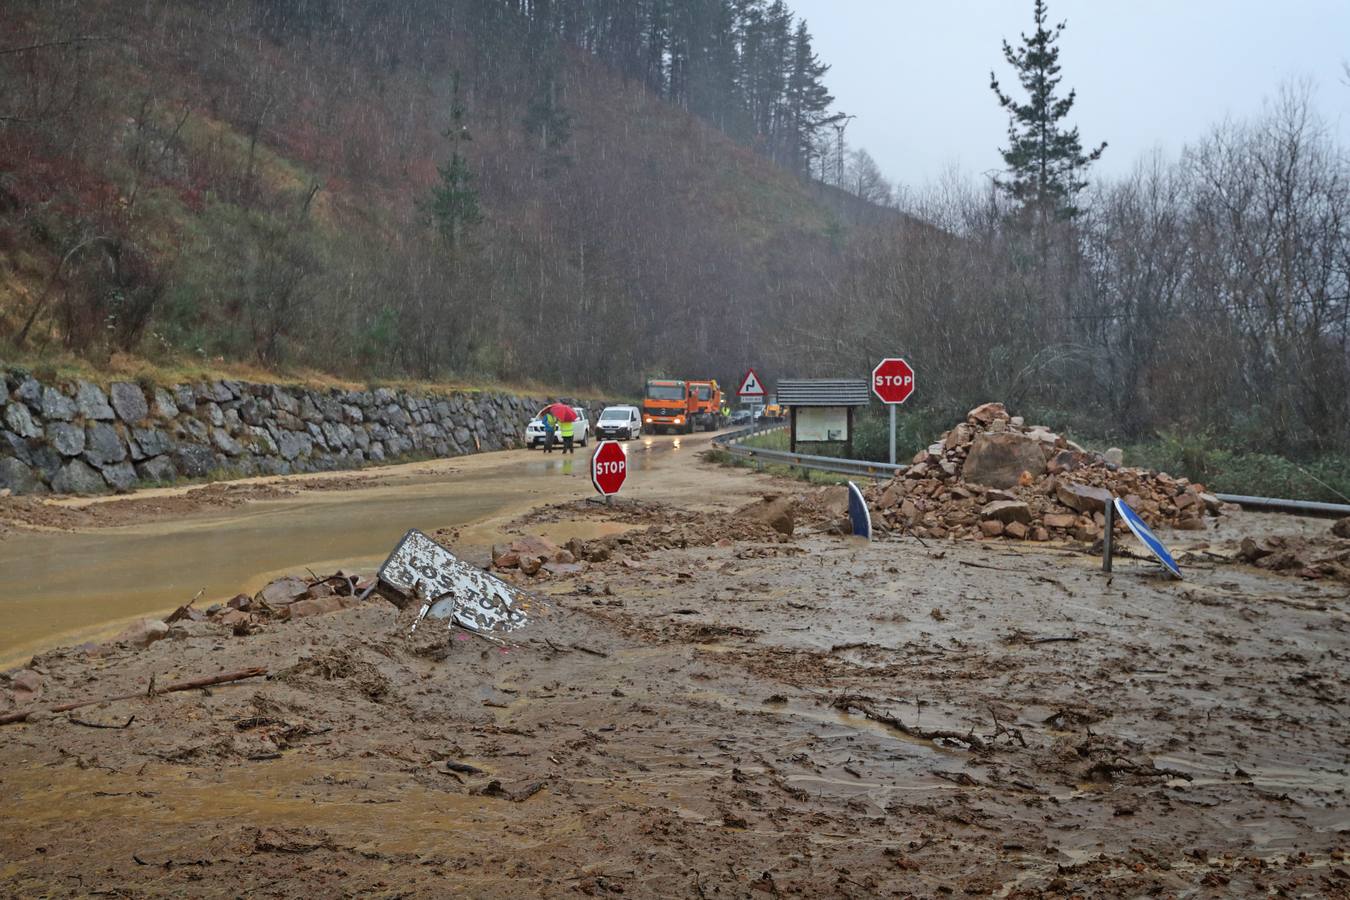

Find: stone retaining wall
[0,370,598,495]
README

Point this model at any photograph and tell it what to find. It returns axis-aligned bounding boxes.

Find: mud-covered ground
[2,484,1348,896]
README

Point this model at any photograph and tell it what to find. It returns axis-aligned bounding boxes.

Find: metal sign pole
[1102,500,1114,573]
[888,404,896,466]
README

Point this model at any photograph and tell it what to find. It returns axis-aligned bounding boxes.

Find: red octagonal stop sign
[872,358,915,404]
[591,440,628,496]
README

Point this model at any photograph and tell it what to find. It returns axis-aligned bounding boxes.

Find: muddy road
[0,432,736,668]
[2,438,1348,896]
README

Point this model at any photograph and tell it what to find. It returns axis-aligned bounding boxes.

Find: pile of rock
[870,402,1221,543]
[186,572,366,631]
[492,536,588,578]
[1235,521,1350,582]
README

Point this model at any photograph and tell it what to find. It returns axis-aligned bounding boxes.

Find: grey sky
[790,0,1350,187]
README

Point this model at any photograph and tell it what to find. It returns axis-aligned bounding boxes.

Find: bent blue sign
[847,480,872,540]
[1114,497,1182,579]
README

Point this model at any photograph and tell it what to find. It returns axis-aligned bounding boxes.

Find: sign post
[590,440,628,504]
[871,358,915,465]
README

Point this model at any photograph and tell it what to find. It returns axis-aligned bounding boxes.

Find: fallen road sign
[1114,497,1182,579]
[376,529,529,633]
[847,481,871,540]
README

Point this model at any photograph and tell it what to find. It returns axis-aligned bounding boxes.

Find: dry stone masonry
[0,370,576,495]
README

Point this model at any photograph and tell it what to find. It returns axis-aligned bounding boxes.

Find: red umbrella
[545,403,578,423]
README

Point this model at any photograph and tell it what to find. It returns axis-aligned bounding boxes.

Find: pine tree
[784,19,832,176]
[426,73,482,247]
[989,0,1104,219]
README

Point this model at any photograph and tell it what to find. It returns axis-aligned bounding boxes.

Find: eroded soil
[2,456,1348,896]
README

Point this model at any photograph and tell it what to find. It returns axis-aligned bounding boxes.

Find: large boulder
[980,499,1032,525]
[74,381,115,420]
[1332,517,1350,540]
[11,376,42,408]
[52,459,107,494]
[109,382,150,423]
[46,421,86,457]
[130,426,174,460]
[100,461,139,492]
[1056,482,1114,514]
[136,456,178,484]
[962,432,1046,489]
[173,444,217,478]
[83,421,127,466]
[40,387,77,421]
[0,458,46,494]
[3,402,41,439]
[151,387,179,419]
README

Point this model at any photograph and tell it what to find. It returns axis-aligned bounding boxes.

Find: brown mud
[2,440,1349,896]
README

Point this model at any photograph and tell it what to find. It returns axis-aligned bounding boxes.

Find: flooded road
[1,431,738,667]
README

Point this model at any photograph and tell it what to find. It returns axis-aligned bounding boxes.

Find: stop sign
[872,358,915,404]
[590,440,628,496]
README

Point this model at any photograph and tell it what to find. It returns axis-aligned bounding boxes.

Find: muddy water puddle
[2,475,535,667]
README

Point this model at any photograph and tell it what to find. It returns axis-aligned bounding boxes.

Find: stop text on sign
[874,374,913,387]
[871,358,916,404]
[593,461,626,475]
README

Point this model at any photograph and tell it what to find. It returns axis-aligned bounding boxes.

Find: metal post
[1102,500,1114,573]
[888,405,896,466]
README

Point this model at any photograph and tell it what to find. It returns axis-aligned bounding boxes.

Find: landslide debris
[867,401,1223,543]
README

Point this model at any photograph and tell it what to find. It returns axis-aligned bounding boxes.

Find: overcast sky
[790,0,1350,188]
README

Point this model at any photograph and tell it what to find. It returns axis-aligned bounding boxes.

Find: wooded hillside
[2,0,1348,458]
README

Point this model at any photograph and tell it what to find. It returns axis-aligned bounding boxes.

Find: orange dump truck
[688,380,726,431]
[643,379,695,434]
[642,379,726,434]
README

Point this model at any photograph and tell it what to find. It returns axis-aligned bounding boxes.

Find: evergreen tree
[426,73,482,247]
[989,0,1104,219]
[784,20,832,175]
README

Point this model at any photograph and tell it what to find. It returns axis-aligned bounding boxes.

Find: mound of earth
[868,402,1223,542]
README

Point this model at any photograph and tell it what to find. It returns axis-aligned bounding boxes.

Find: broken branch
[0,668,268,725]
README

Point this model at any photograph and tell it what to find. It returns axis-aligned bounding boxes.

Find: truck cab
[688,380,725,431]
[643,380,695,434]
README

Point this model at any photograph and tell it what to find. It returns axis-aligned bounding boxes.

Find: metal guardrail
[1213,493,1350,518]
[713,425,1350,514]
[712,424,904,481]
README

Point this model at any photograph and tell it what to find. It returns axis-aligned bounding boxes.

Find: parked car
[525,406,590,448]
[595,405,643,440]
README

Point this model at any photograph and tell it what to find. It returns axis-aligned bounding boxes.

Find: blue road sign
[847,481,872,540]
[1114,497,1182,579]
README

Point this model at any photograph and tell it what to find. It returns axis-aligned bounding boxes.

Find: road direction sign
[737,368,766,398]
[591,440,628,496]
[1114,497,1182,579]
[872,358,915,405]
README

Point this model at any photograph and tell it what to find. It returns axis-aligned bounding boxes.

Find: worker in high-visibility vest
[558,414,575,454]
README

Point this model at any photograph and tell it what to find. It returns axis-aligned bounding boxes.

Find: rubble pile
[175,572,367,633]
[869,402,1222,543]
[1236,525,1350,583]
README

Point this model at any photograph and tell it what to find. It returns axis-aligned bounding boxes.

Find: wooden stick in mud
[0,667,268,726]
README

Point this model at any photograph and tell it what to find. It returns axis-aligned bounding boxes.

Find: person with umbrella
[541,406,558,454]
[547,402,579,455]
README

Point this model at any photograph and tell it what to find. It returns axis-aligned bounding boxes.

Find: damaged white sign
[377,529,528,634]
